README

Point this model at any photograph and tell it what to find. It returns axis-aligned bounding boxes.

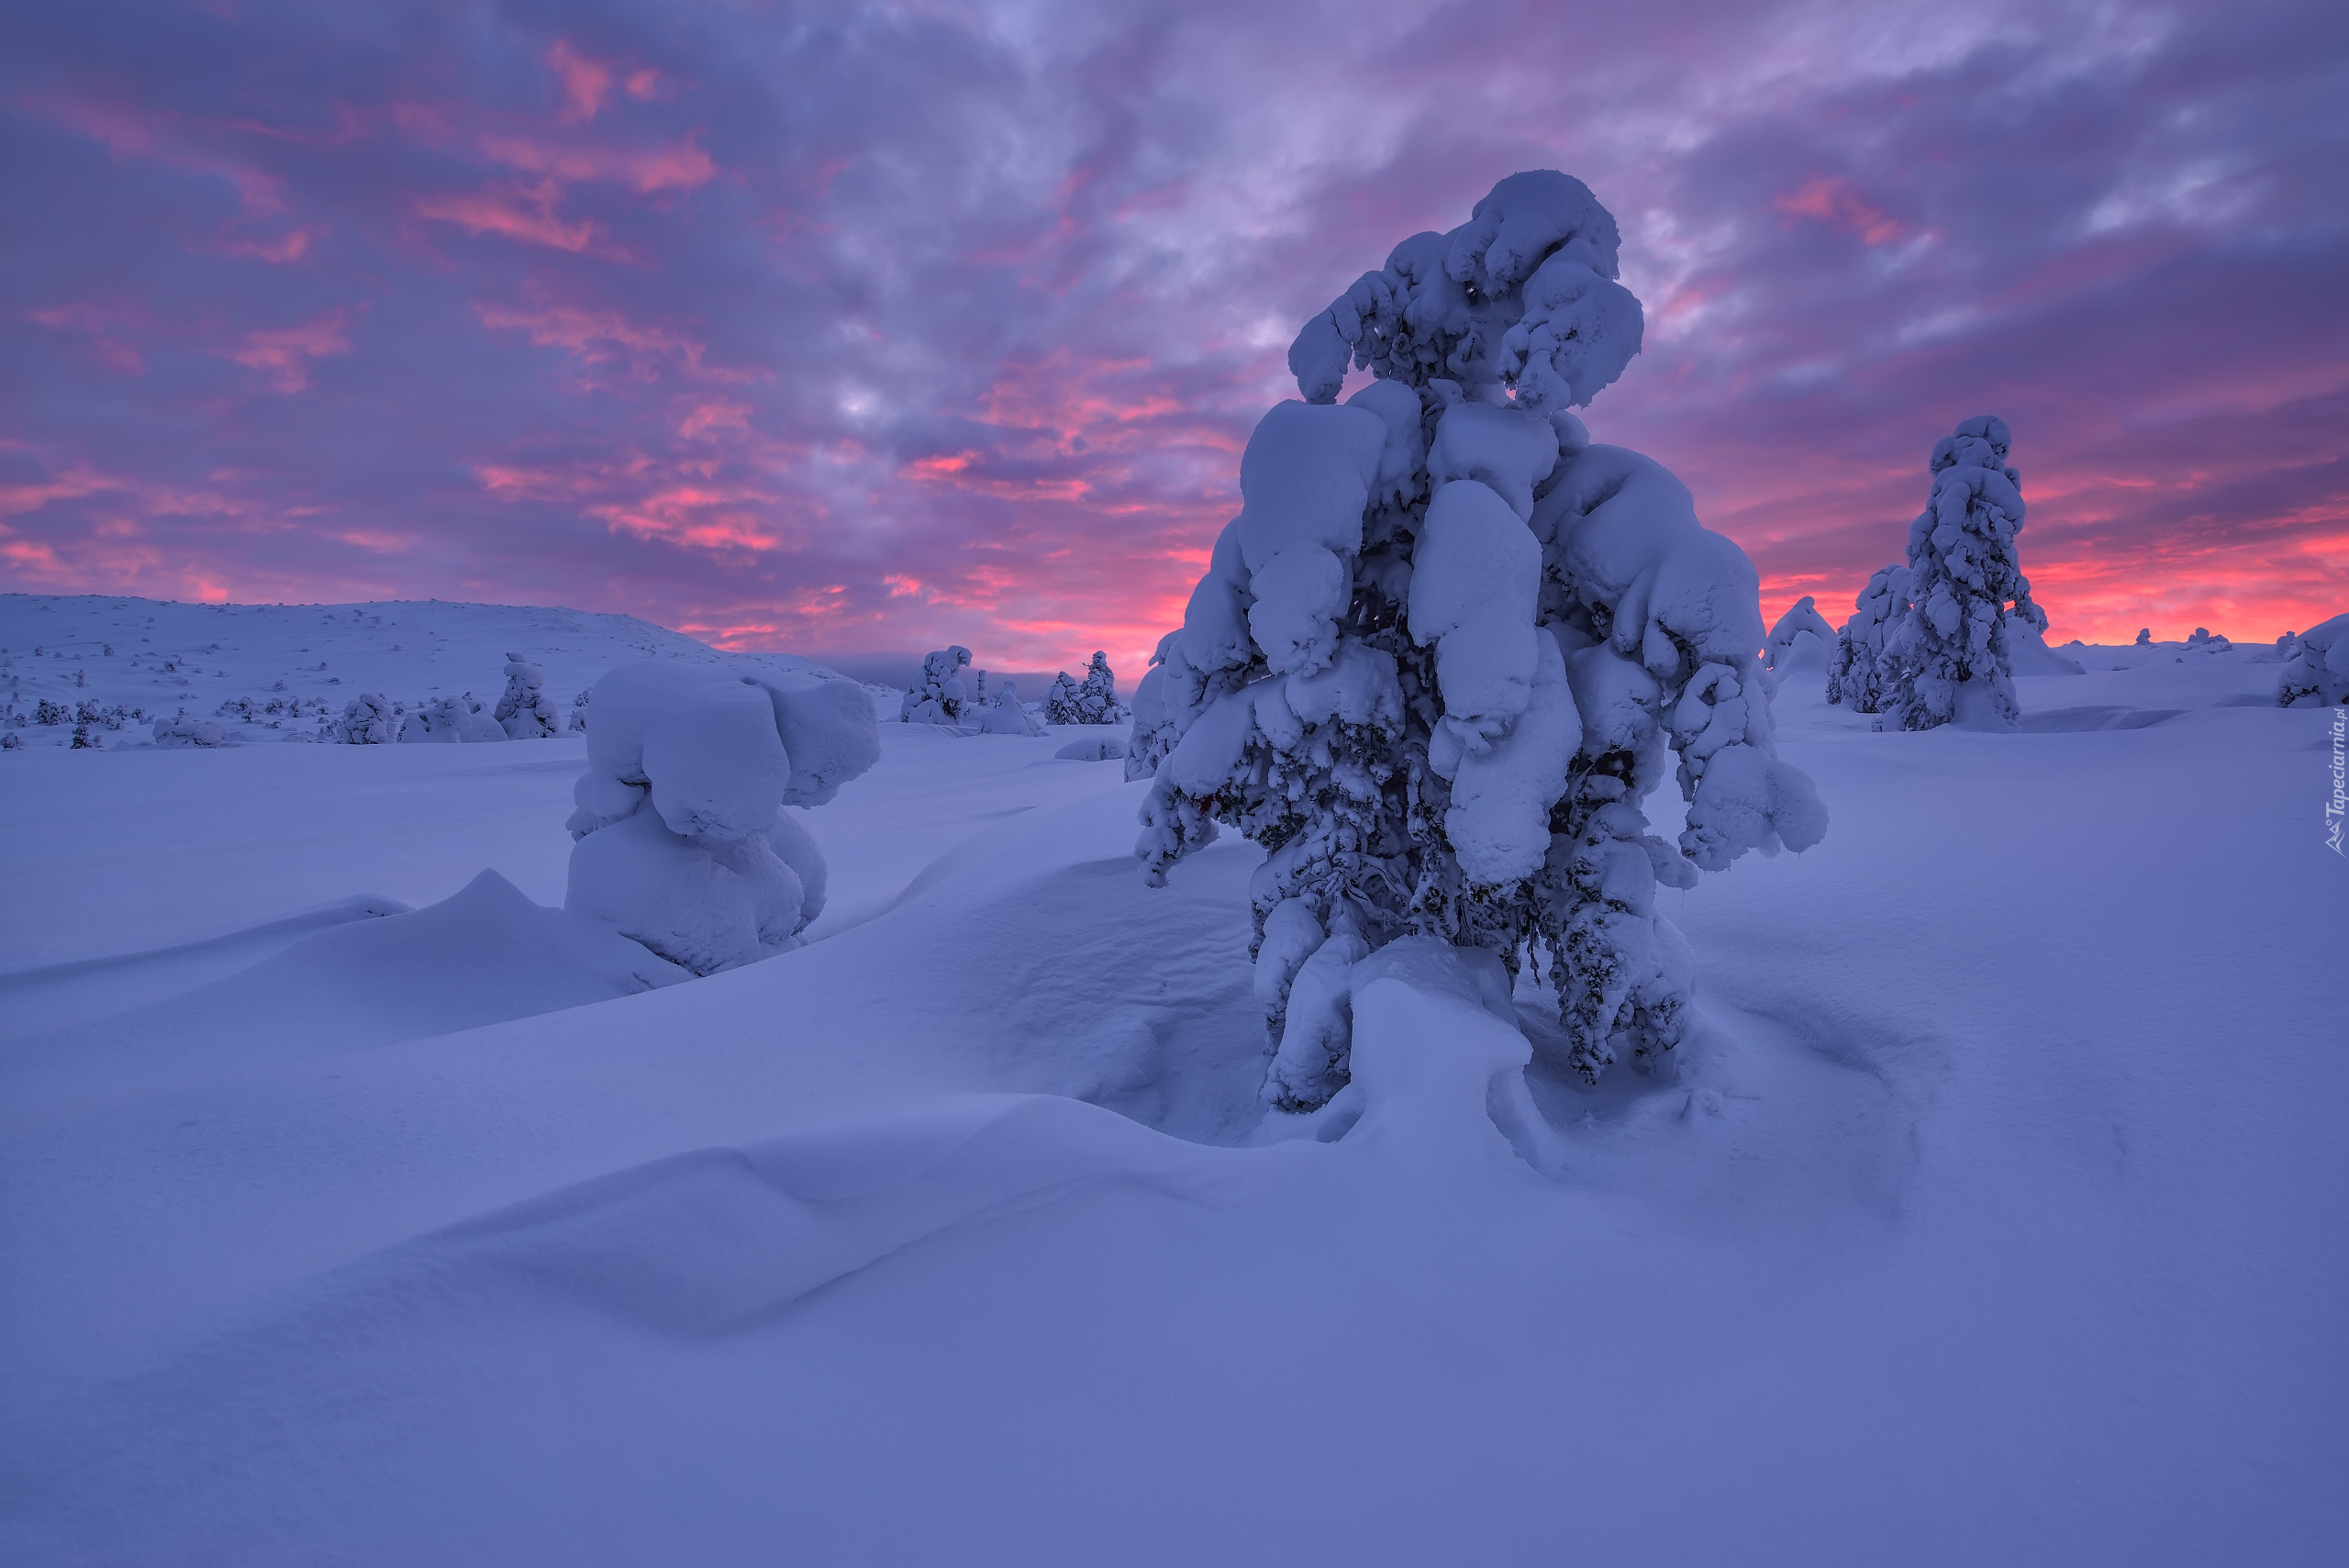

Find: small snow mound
[152,717,233,748]
[1054,735,1127,762]
[977,679,1046,738]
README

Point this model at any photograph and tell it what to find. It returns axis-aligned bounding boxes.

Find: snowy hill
[0,595,859,747]
[0,612,2340,1562]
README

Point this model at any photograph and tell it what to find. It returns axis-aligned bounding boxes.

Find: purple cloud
[3,0,2343,674]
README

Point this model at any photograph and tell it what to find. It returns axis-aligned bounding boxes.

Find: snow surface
[1,602,2342,1563]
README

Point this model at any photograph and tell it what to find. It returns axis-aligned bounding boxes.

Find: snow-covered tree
[900,647,972,725]
[495,653,562,739]
[1046,651,1127,724]
[1137,171,1826,1108]
[2134,628,2152,647]
[978,678,1046,736]
[1123,643,1181,781]
[1826,565,1911,713]
[2277,612,2349,706]
[564,661,880,974]
[1876,417,2043,731]
[1764,595,1837,675]
[400,694,507,743]
[327,692,398,743]
[2184,627,2232,652]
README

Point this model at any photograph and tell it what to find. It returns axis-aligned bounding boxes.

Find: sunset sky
[5,0,2344,676]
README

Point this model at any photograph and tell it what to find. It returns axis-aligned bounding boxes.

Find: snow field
[0,606,2339,1562]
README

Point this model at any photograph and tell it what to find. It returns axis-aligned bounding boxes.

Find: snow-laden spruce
[1826,564,1911,713]
[400,694,507,744]
[1875,417,2045,731]
[977,679,1046,737]
[328,693,399,744]
[2277,612,2349,706]
[1045,651,1128,725]
[900,648,973,725]
[495,653,562,739]
[1136,171,1826,1107]
[563,662,879,976]
[1765,595,1837,675]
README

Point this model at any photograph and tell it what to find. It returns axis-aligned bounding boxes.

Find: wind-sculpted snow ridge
[1137,172,1825,1105]
[2277,612,2349,706]
[565,661,879,975]
[1875,417,2045,732]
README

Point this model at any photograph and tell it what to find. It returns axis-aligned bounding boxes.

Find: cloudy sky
[5,0,2344,675]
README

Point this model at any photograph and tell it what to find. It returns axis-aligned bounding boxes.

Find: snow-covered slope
[0,625,2339,1562]
[0,594,853,746]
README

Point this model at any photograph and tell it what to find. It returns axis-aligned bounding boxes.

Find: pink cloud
[548,40,613,126]
[478,133,716,195]
[223,310,352,394]
[414,182,600,252]
[1775,173,1906,246]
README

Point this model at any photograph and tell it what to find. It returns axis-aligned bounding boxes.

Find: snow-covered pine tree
[978,678,1046,737]
[328,692,398,743]
[1877,417,2043,731]
[1826,564,1911,712]
[2134,628,2152,647]
[900,647,972,725]
[1764,595,1837,674]
[495,652,562,738]
[1046,652,1124,724]
[1075,651,1124,723]
[1137,171,1825,1108]
[1043,671,1085,725]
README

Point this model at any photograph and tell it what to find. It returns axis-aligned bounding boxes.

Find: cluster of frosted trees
[325,653,572,744]
[1127,171,1825,1106]
[1826,417,2044,731]
[1045,653,1127,725]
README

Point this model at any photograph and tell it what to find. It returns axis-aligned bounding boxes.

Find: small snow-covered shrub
[978,679,1046,737]
[1046,651,1128,725]
[495,653,562,739]
[1826,565,1911,713]
[328,693,399,744]
[34,698,68,726]
[2277,613,2349,706]
[399,694,507,744]
[900,647,972,725]
[0,732,18,751]
[1877,417,2044,731]
[70,724,99,750]
[564,661,880,975]
[2135,628,2152,647]
[1765,595,1837,674]
[2183,627,2232,653]
[152,717,231,747]
[1138,171,1824,1106]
